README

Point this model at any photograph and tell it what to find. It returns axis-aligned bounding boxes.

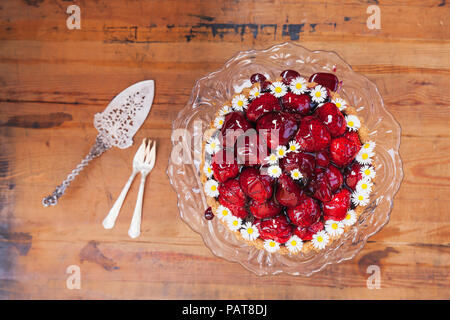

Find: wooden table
[1,0,449,300]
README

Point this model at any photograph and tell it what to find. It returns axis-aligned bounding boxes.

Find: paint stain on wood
[79,240,119,271]
[0,227,33,256]
[358,247,399,274]
[2,112,72,129]
[23,0,44,7]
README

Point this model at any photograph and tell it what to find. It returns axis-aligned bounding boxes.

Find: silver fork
[128,139,156,238]
[102,139,148,230]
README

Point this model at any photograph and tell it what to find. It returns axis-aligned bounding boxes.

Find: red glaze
[294,221,324,241]
[250,73,266,84]
[295,116,331,152]
[309,72,339,92]
[246,94,281,122]
[281,93,311,115]
[204,207,214,220]
[256,112,299,150]
[280,69,301,85]
[218,179,246,206]
[307,170,333,202]
[275,173,305,208]
[279,151,316,180]
[323,188,351,221]
[343,130,361,147]
[249,198,282,219]
[255,215,293,244]
[219,196,249,219]
[315,149,330,168]
[329,136,360,167]
[211,149,239,183]
[220,112,253,147]
[239,167,274,202]
[286,196,321,228]
[235,131,268,165]
[344,162,362,190]
[324,165,343,193]
[315,102,346,137]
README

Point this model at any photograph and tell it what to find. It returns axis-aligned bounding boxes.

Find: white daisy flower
[214,116,225,129]
[232,94,248,111]
[240,222,259,241]
[312,231,330,250]
[361,140,376,152]
[356,178,373,194]
[270,81,288,98]
[285,235,303,254]
[205,137,221,155]
[203,162,214,178]
[263,239,280,253]
[360,165,376,180]
[351,190,370,206]
[290,169,303,180]
[288,140,300,153]
[204,179,219,197]
[343,210,357,227]
[227,216,242,232]
[216,205,232,222]
[218,105,232,116]
[356,149,374,165]
[275,145,288,159]
[264,153,279,165]
[249,86,261,100]
[267,165,282,178]
[325,220,345,237]
[345,115,361,131]
[332,97,347,111]
[289,77,308,95]
[310,85,327,103]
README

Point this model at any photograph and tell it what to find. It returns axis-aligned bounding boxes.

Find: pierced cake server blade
[42,80,155,207]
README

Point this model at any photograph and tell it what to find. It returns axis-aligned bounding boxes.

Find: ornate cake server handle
[42,134,111,207]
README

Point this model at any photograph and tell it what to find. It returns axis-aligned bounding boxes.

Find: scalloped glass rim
[167,42,403,276]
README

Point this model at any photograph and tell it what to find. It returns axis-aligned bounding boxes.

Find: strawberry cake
[201,70,376,255]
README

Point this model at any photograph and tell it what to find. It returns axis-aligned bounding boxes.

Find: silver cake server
[42,80,155,207]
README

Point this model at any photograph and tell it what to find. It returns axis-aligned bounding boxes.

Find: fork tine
[148,140,156,168]
[134,138,147,162]
[144,139,152,162]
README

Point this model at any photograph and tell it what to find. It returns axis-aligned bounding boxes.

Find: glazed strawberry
[286,196,321,228]
[323,188,351,221]
[260,80,272,92]
[239,167,273,202]
[219,196,248,219]
[324,165,343,193]
[250,73,266,84]
[218,179,246,206]
[275,173,305,207]
[254,214,293,244]
[211,149,239,183]
[309,72,339,92]
[343,130,361,149]
[315,102,346,137]
[279,151,315,180]
[307,171,333,202]
[280,69,301,85]
[315,149,330,168]
[344,162,362,190]
[294,220,324,241]
[246,94,281,122]
[295,116,331,152]
[235,131,268,165]
[256,112,298,150]
[220,112,253,147]
[329,136,360,167]
[281,93,311,116]
[249,198,282,219]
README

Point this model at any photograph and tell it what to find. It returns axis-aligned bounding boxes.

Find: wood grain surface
[0,0,449,300]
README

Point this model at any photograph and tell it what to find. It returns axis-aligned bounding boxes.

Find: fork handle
[128,174,148,238]
[102,171,138,229]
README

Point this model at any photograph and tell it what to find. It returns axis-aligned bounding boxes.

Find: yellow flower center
[255,92,260,97]
[293,172,299,178]
[332,223,338,230]
[295,83,302,89]
[348,121,354,127]
[222,210,228,216]
[315,91,321,97]
[364,169,371,176]
[269,241,276,247]
[345,214,351,220]
[291,240,297,246]
[362,153,369,160]
[290,145,296,151]
[364,144,370,149]
[210,143,216,149]
[278,150,285,156]
[218,120,223,125]
[361,183,368,189]
[270,155,277,161]
[247,228,253,234]
[317,236,323,242]
[275,87,282,93]
[237,100,243,107]
[233,220,238,226]
[358,195,364,201]
[207,168,212,173]
[211,185,217,191]
[336,102,341,108]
